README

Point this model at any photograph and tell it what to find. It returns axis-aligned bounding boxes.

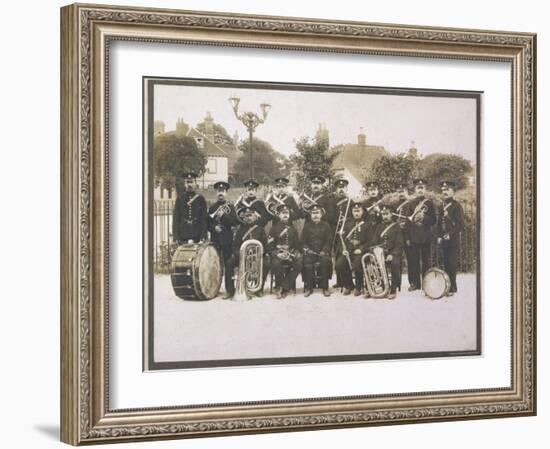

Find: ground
[153,273,478,364]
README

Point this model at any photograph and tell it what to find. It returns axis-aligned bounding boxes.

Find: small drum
[170,242,222,300]
[422,267,451,299]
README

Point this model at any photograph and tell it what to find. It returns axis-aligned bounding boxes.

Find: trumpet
[275,246,295,261]
[209,203,232,220]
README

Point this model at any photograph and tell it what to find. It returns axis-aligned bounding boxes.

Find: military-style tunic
[267,193,301,224]
[301,220,333,290]
[363,196,383,227]
[267,221,303,292]
[436,198,465,293]
[395,198,415,289]
[335,218,369,290]
[208,200,238,295]
[372,221,404,293]
[299,192,336,228]
[235,196,271,228]
[172,191,208,243]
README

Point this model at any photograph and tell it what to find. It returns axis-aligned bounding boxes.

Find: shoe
[222,292,234,300]
[387,292,396,300]
[276,290,283,299]
[354,289,362,297]
[343,288,351,296]
[281,290,288,299]
[304,289,313,298]
[408,285,418,292]
[255,290,264,298]
[323,289,331,297]
[363,293,371,299]
[446,291,455,297]
[333,282,340,289]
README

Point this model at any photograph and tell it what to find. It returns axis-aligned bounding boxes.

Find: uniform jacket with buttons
[235,196,271,227]
[436,198,465,247]
[207,200,238,247]
[172,191,208,243]
[301,220,332,255]
[232,223,268,258]
[373,221,404,257]
[407,195,436,244]
[267,222,302,255]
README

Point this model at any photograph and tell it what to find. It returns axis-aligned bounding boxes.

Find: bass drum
[170,242,222,300]
[422,267,451,299]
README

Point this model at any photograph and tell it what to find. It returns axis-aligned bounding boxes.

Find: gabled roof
[331,143,388,183]
[186,128,228,157]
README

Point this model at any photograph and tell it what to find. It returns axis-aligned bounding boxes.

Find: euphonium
[233,239,264,301]
[361,246,390,298]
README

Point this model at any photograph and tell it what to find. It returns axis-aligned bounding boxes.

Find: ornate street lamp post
[228,97,271,179]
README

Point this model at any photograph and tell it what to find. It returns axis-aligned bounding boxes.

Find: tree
[233,137,289,185]
[416,153,473,191]
[290,136,339,194]
[365,153,418,195]
[195,121,233,145]
[154,134,207,194]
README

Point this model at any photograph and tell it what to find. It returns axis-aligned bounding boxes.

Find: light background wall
[0,0,545,448]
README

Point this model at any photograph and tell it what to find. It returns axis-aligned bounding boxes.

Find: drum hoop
[422,267,451,299]
[192,243,222,300]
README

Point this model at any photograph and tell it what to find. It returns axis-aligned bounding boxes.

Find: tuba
[233,239,264,301]
[361,246,390,298]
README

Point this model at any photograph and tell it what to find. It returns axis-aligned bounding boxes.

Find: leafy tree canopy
[365,153,418,195]
[290,136,339,194]
[233,137,289,185]
[154,134,207,194]
[416,153,473,191]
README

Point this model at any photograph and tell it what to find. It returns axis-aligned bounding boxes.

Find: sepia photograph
[144,78,481,370]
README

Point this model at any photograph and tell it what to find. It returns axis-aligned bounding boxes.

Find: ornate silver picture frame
[61,3,536,445]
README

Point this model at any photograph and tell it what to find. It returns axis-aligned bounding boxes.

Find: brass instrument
[275,246,295,261]
[235,196,261,224]
[209,203,231,221]
[361,246,390,298]
[366,198,384,213]
[334,198,352,269]
[233,239,264,301]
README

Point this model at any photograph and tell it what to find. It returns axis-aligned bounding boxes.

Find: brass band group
[170,172,465,301]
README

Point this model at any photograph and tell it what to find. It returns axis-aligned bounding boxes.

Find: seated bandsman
[225,207,270,298]
[208,181,238,299]
[436,180,465,296]
[235,178,271,227]
[363,180,383,227]
[299,174,335,226]
[372,204,404,299]
[267,204,303,299]
[335,201,369,296]
[172,171,208,244]
[301,205,333,298]
[267,177,300,225]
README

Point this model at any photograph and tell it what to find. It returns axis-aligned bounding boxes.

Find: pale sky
[153,83,478,162]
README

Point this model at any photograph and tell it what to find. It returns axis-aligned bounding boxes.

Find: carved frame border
[60,3,536,445]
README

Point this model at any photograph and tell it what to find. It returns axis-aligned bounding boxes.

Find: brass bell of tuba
[361,246,390,298]
[233,239,264,301]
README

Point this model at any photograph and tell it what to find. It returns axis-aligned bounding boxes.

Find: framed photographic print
[61,3,536,445]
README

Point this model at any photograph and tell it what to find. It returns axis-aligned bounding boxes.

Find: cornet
[209,203,231,220]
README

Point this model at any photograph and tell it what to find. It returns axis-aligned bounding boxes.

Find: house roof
[186,128,228,157]
[331,143,388,183]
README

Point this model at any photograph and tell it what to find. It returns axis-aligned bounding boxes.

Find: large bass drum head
[422,268,451,300]
[194,244,222,300]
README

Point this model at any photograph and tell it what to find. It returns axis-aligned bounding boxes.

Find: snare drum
[422,267,451,299]
[170,242,222,300]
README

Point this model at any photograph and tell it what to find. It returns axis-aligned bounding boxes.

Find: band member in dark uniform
[363,180,383,227]
[267,204,303,299]
[407,178,437,291]
[266,177,300,225]
[299,175,335,226]
[436,180,465,296]
[332,178,352,288]
[335,202,369,296]
[208,181,238,299]
[235,179,271,227]
[172,172,208,244]
[225,207,271,298]
[394,183,414,292]
[372,204,404,299]
[301,205,333,297]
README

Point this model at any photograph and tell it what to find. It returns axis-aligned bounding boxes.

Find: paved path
[153,273,478,364]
